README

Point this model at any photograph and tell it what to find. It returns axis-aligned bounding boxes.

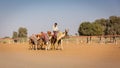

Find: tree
[78,16,120,36]
[18,27,28,38]
[94,18,108,35]
[91,23,104,35]
[78,22,92,36]
[12,31,18,39]
[18,27,28,42]
[105,16,120,35]
[78,22,104,36]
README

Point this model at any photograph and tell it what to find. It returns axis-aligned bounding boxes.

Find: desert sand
[0,40,120,68]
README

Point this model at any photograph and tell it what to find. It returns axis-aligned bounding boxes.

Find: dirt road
[0,42,120,68]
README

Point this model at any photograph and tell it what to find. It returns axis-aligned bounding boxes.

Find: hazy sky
[0,0,120,37]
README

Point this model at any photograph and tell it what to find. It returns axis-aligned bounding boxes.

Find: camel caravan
[29,23,69,50]
[29,30,68,50]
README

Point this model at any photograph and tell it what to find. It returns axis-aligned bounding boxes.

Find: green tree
[12,31,18,39]
[78,16,120,36]
[94,18,107,26]
[94,18,108,35]
[78,20,105,36]
[78,22,93,36]
[18,27,28,38]
[92,23,104,35]
[105,16,120,35]
[18,27,28,42]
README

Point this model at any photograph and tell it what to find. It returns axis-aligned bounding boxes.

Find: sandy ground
[0,41,120,68]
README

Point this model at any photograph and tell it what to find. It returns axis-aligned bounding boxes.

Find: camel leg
[60,39,63,50]
[52,43,56,50]
[35,44,37,50]
[31,44,34,50]
[47,42,51,50]
[47,42,50,50]
[45,42,48,50]
[57,39,63,50]
[33,45,36,50]
[53,44,55,50]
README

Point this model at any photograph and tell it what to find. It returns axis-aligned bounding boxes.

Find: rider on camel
[53,23,59,38]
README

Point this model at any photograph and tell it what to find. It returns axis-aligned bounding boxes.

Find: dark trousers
[53,31,58,38]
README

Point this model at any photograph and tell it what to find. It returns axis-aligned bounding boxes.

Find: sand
[0,41,120,68]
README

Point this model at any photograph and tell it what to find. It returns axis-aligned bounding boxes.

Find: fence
[62,35,120,45]
[0,35,120,45]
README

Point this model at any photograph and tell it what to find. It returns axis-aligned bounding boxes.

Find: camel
[29,30,68,50]
[47,30,67,50]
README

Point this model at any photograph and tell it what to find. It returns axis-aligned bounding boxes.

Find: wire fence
[0,35,120,45]
[62,35,120,45]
